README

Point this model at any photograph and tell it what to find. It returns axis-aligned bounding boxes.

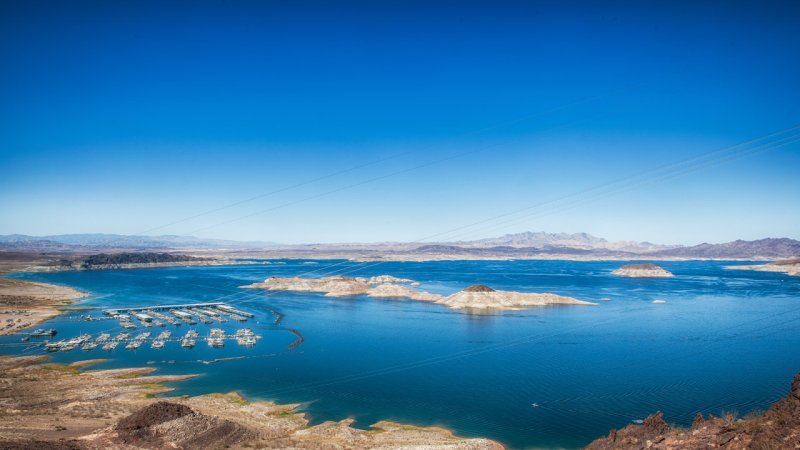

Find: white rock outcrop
[435,285,595,310]
[242,275,442,301]
[243,278,595,311]
[611,263,673,278]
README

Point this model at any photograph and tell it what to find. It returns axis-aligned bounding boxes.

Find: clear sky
[1,0,799,245]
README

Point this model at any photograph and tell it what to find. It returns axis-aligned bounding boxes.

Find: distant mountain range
[0,233,278,251]
[1,232,798,259]
[456,231,675,253]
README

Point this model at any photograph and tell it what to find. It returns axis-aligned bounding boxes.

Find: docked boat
[82,341,98,351]
[31,328,57,337]
[180,338,196,348]
[207,337,225,348]
[96,333,111,343]
[151,340,165,349]
[45,341,62,352]
[102,341,119,351]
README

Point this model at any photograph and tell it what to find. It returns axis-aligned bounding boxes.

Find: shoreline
[725,261,800,277]
[187,250,784,262]
[0,276,89,336]
[0,355,504,449]
[0,261,504,448]
[20,258,262,273]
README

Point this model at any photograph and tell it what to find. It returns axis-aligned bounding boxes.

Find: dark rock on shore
[463,284,496,292]
[114,401,256,450]
[585,373,800,449]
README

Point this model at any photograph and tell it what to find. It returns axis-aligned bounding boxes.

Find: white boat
[151,340,165,349]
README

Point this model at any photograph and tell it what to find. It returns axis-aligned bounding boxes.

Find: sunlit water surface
[3,260,799,449]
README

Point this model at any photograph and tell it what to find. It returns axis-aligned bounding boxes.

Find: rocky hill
[586,372,800,449]
[649,238,800,259]
[3,232,799,260]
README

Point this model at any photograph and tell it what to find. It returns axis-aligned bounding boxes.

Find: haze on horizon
[1,0,799,246]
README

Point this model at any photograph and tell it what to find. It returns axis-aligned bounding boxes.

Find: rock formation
[612,263,674,278]
[241,275,444,302]
[436,285,595,310]
[244,278,593,310]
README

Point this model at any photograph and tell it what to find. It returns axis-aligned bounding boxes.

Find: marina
[95,302,255,331]
[38,326,260,353]
[33,303,260,353]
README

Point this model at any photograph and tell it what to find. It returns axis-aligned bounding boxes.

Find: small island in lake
[437,284,596,310]
[612,263,674,278]
[243,277,595,310]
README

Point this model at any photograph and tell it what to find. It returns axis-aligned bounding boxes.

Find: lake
[3,259,799,449]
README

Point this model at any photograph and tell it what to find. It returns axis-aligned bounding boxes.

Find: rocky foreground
[0,356,502,450]
[611,263,674,278]
[243,276,594,310]
[586,372,800,449]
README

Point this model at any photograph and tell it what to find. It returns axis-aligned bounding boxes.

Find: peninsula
[29,252,242,272]
[611,263,674,278]
[726,258,800,277]
[0,278,87,335]
[243,276,594,310]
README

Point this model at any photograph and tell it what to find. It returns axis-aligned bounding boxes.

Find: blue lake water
[2,260,800,449]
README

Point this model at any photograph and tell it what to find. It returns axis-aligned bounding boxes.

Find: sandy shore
[0,356,503,449]
[0,277,88,336]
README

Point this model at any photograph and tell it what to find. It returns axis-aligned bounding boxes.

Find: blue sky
[1,0,799,244]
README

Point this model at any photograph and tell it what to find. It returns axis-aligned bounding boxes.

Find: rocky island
[242,275,443,302]
[437,284,596,310]
[243,276,594,310]
[611,263,674,278]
